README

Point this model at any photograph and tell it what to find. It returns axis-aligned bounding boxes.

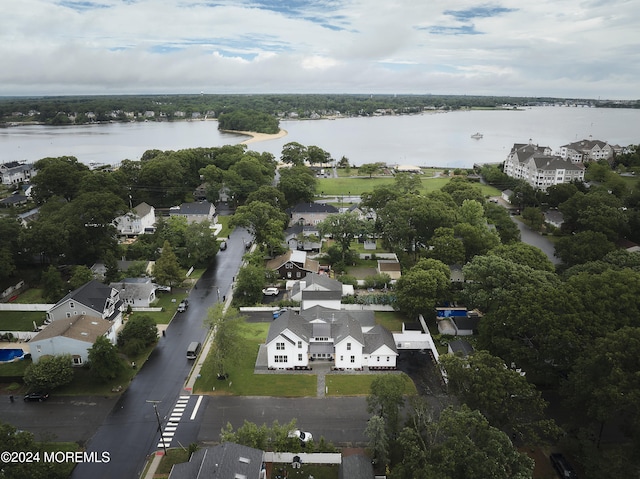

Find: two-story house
[266,250,320,281]
[109,278,157,308]
[113,202,156,237]
[265,307,397,370]
[46,280,124,332]
[0,161,36,185]
[289,273,348,310]
[169,200,217,225]
[286,202,339,227]
[284,224,322,252]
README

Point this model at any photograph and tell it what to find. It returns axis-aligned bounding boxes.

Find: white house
[289,273,346,310]
[46,280,124,332]
[113,202,156,237]
[264,307,398,370]
[560,137,614,163]
[169,200,217,224]
[109,278,157,308]
[29,315,117,365]
[0,161,36,185]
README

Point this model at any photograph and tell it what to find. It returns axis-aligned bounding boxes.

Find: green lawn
[374,311,405,332]
[326,373,416,396]
[9,288,45,303]
[0,310,46,330]
[194,322,317,397]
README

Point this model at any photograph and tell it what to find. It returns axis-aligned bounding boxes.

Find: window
[276,342,285,350]
[70,301,75,309]
[66,312,71,318]
[72,355,82,365]
[298,354,303,361]
[340,356,343,361]
[274,355,288,363]
[376,356,380,362]
[346,343,351,351]
[297,341,302,349]
[285,263,293,269]
[387,356,390,362]
[350,356,355,363]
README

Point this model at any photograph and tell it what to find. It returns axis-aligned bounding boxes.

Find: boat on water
[471,132,483,139]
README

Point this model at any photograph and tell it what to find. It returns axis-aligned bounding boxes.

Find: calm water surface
[1,107,639,168]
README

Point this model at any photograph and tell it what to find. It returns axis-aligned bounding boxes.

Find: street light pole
[146,400,167,455]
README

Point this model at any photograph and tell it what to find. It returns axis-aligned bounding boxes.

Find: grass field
[0,310,47,331]
[326,373,416,396]
[317,175,501,197]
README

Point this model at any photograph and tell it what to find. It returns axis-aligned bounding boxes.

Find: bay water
[1,107,638,169]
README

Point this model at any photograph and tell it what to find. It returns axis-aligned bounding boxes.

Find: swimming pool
[0,349,25,363]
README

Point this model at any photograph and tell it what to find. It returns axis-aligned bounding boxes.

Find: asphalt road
[512,217,560,264]
[70,227,249,479]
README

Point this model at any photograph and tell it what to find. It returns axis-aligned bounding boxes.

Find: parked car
[155,285,172,293]
[262,287,279,296]
[24,392,49,402]
[219,241,227,251]
[288,429,313,442]
[177,299,189,312]
[273,308,288,319]
[550,453,577,479]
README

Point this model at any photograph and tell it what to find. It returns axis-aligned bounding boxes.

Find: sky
[0,0,638,99]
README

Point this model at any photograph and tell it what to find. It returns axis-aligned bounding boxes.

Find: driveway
[513,218,560,264]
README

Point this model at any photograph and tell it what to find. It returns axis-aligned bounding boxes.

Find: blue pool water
[0,349,24,362]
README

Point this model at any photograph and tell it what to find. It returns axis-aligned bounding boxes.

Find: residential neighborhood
[0,126,638,479]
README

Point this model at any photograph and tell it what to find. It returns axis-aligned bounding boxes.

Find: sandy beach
[225,128,288,144]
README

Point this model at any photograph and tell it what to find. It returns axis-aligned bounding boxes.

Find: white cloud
[0,0,637,98]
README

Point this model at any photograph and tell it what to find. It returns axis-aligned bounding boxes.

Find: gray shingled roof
[172,201,214,215]
[339,454,375,479]
[56,280,113,312]
[266,310,312,345]
[334,317,365,346]
[363,324,398,355]
[287,202,339,214]
[169,443,263,479]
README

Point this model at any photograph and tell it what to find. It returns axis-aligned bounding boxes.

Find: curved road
[71,227,248,479]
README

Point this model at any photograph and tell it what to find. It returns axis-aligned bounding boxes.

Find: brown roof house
[266,250,320,281]
[377,258,401,281]
[29,315,117,366]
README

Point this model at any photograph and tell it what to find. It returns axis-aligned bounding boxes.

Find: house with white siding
[113,202,156,237]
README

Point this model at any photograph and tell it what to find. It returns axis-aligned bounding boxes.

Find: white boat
[471,132,483,139]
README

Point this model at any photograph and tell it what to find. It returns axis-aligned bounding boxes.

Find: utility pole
[146,400,167,455]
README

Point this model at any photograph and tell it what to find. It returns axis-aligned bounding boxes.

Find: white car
[288,429,313,442]
[262,287,279,296]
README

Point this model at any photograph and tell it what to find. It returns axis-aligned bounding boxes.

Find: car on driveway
[288,429,313,442]
[24,392,49,402]
[550,453,577,478]
[219,241,227,251]
[177,299,189,312]
[262,287,279,296]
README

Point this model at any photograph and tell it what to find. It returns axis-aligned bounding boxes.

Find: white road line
[190,395,203,420]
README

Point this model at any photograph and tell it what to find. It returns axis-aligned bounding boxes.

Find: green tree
[360,184,401,210]
[395,266,450,319]
[41,265,66,303]
[393,172,422,194]
[458,199,486,227]
[184,221,219,267]
[366,373,412,436]
[280,142,307,166]
[317,212,371,262]
[204,304,246,378]
[117,315,158,356]
[278,165,317,206]
[229,201,288,253]
[365,415,389,467]
[488,242,555,272]
[440,350,558,443]
[69,265,95,290]
[306,145,331,165]
[246,185,286,209]
[441,178,485,205]
[0,421,70,479]
[454,222,501,262]
[31,156,90,203]
[232,263,267,307]
[521,206,545,231]
[563,327,640,445]
[391,405,534,479]
[426,227,466,266]
[358,162,385,178]
[87,336,124,382]
[24,354,74,391]
[554,230,615,267]
[152,241,184,286]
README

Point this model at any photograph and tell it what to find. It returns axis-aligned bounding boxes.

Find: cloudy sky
[1,0,637,99]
